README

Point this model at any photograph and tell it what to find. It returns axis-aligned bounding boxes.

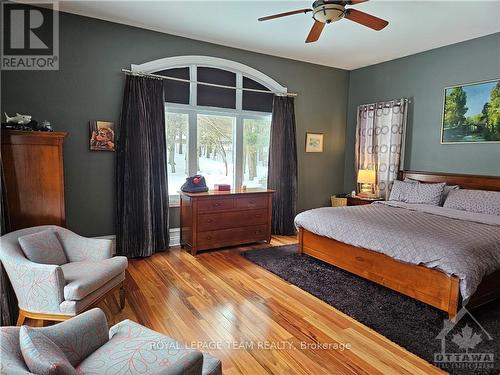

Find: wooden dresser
[180,189,274,255]
[1,130,67,230]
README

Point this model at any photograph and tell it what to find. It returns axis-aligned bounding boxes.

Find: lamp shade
[357,169,376,184]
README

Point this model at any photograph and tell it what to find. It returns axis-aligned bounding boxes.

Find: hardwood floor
[100,236,444,375]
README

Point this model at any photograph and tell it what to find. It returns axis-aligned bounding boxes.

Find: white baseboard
[93,228,180,253]
[169,228,180,246]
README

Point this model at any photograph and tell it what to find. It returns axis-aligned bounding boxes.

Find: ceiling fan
[258,0,388,43]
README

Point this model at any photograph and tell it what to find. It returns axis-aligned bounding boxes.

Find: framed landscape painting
[441,79,500,143]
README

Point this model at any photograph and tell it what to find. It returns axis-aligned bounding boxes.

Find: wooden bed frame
[298,170,500,319]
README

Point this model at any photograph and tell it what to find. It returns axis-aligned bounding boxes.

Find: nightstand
[346,196,383,206]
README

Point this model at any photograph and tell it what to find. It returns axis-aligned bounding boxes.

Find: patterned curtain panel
[267,96,298,235]
[1,155,18,326]
[355,99,408,199]
[116,75,170,258]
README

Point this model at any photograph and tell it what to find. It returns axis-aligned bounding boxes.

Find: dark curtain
[267,96,298,235]
[1,154,18,326]
[116,75,169,258]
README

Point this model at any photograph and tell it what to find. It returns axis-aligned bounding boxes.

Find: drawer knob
[214,203,221,207]
[206,235,213,240]
[206,219,213,223]
[255,214,262,218]
[255,230,261,234]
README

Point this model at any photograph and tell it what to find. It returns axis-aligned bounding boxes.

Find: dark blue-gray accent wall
[344,33,500,191]
[1,11,349,237]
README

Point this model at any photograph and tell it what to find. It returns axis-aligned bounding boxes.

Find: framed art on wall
[441,78,500,144]
[90,121,115,151]
[305,132,324,153]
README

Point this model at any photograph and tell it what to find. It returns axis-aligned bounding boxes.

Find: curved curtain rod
[121,69,298,97]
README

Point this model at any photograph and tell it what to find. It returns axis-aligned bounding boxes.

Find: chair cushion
[0,327,32,374]
[77,319,204,375]
[202,353,222,375]
[18,229,68,265]
[19,326,77,375]
[61,256,127,301]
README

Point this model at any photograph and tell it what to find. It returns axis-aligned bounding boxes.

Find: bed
[295,171,500,319]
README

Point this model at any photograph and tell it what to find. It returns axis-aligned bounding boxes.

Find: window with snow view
[161,63,273,203]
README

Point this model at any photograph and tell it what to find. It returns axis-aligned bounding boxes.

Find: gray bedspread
[294,201,500,301]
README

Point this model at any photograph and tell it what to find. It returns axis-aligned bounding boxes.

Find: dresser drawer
[198,197,234,212]
[235,195,268,210]
[198,209,268,231]
[197,225,268,250]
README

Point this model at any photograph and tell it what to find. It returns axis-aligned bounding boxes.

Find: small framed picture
[90,121,115,151]
[305,132,324,153]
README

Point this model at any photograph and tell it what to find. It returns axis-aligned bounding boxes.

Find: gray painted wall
[1,11,348,237]
[344,33,500,191]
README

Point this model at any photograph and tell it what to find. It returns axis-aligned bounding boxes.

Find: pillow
[443,189,500,216]
[406,182,446,206]
[389,180,415,202]
[18,230,67,265]
[20,326,77,375]
[405,178,458,206]
[441,185,459,205]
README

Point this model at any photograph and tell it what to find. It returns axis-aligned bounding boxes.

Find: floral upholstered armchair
[0,225,127,325]
[0,308,222,375]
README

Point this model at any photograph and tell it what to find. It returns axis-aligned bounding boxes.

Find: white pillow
[406,182,446,206]
[405,178,459,205]
[389,180,415,202]
[444,189,500,216]
[441,185,460,205]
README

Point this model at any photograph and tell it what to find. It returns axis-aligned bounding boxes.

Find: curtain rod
[121,69,298,97]
[360,98,411,109]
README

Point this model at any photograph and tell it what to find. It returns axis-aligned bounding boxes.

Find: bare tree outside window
[197,114,234,188]
[243,118,271,188]
[166,112,188,194]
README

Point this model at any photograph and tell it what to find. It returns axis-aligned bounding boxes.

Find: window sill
[169,201,180,208]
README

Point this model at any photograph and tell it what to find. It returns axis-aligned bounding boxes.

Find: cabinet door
[2,132,66,230]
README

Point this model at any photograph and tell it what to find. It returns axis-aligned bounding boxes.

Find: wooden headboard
[398,170,500,191]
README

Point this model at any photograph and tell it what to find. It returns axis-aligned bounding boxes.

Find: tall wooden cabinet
[1,130,67,230]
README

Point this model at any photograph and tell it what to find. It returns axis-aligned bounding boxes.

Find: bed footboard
[298,227,460,319]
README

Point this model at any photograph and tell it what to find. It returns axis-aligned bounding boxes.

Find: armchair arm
[1,257,65,314]
[39,308,109,367]
[56,230,113,262]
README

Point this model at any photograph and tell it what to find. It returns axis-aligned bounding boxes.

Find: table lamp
[357,169,376,197]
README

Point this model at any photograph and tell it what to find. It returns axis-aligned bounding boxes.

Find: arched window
[131,56,287,201]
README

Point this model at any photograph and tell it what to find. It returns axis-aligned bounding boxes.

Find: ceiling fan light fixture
[312,4,345,24]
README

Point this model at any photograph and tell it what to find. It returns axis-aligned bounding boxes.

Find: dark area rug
[242,245,500,374]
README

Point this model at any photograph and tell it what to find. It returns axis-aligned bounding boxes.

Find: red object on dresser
[214,184,231,191]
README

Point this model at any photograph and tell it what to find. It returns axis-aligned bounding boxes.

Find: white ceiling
[56,0,500,70]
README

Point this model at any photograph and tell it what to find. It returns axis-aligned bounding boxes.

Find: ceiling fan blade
[344,8,388,30]
[305,21,325,43]
[258,8,312,22]
[348,0,369,5]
